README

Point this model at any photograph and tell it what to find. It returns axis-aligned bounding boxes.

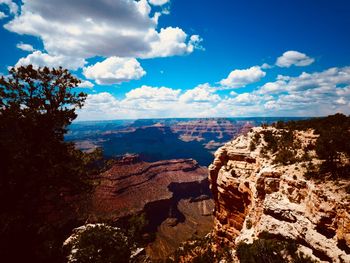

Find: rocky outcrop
[89,155,214,260]
[209,128,350,262]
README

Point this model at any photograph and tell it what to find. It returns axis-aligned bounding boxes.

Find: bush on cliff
[64,224,131,263]
[169,235,233,263]
[236,238,317,263]
[268,114,350,178]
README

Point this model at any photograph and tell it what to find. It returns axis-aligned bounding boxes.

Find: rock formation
[89,155,214,260]
[209,127,350,262]
[170,119,253,150]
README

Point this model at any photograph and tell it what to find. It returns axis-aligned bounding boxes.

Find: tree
[0,65,97,262]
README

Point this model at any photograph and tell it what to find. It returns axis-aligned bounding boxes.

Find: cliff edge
[209,126,350,262]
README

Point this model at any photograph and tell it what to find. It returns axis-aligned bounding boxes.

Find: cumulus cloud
[220,66,266,88]
[78,80,94,89]
[276,50,315,68]
[256,66,350,115]
[15,51,86,70]
[0,0,18,15]
[336,97,347,105]
[16,43,35,52]
[148,0,170,6]
[259,67,350,95]
[0,11,7,19]
[4,0,201,62]
[83,57,146,85]
[140,27,202,58]
[125,85,180,101]
[231,93,260,106]
[76,65,350,120]
[179,83,219,102]
[258,80,288,94]
[77,84,220,120]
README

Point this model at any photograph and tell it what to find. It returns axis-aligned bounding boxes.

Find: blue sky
[1,0,350,120]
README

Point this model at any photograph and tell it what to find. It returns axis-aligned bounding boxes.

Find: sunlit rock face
[209,128,350,262]
[89,154,214,260]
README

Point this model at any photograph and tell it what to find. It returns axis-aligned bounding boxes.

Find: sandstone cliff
[89,155,214,260]
[209,127,350,262]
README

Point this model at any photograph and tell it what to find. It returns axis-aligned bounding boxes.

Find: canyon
[67,118,303,162]
[89,154,214,260]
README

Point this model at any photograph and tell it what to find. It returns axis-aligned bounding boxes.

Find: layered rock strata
[209,128,350,262]
[90,155,214,260]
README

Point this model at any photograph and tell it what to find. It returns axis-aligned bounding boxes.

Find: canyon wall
[89,155,214,260]
[209,127,350,262]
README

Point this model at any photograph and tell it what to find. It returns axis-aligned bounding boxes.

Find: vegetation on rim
[254,113,350,179]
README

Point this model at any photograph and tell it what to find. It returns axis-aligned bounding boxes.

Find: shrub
[249,141,257,151]
[261,130,278,153]
[64,224,131,263]
[246,219,253,229]
[236,238,317,263]
[250,132,261,151]
[236,239,285,263]
[273,148,297,165]
[171,235,233,263]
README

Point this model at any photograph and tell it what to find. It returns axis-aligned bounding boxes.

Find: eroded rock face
[209,128,350,262]
[89,155,214,260]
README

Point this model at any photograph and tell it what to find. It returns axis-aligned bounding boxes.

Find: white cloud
[276,50,314,68]
[77,85,219,120]
[189,35,205,51]
[219,66,266,88]
[336,97,347,105]
[261,63,272,69]
[148,0,170,6]
[15,51,86,70]
[179,83,219,102]
[76,65,350,120]
[5,0,201,63]
[140,27,202,58]
[258,67,350,96]
[78,80,94,89]
[125,85,180,101]
[0,11,7,19]
[78,92,120,120]
[16,43,35,52]
[258,80,287,94]
[0,0,18,15]
[83,57,146,85]
[230,90,238,96]
[232,93,260,105]
[255,66,350,116]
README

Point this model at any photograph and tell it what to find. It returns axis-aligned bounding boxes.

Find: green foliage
[261,129,299,165]
[236,238,318,263]
[315,125,350,178]
[267,114,350,179]
[127,213,150,245]
[261,130,279,153]
[303,162,319,179]
[170,235,233,263]
[0,65,102,262]
[246,219,253,229]
[65,224,131,263]
[249,141,257,151]
[249,132,261,151]
[273,148,297,165]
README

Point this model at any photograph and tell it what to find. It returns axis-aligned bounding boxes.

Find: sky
[0,0,350,120]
